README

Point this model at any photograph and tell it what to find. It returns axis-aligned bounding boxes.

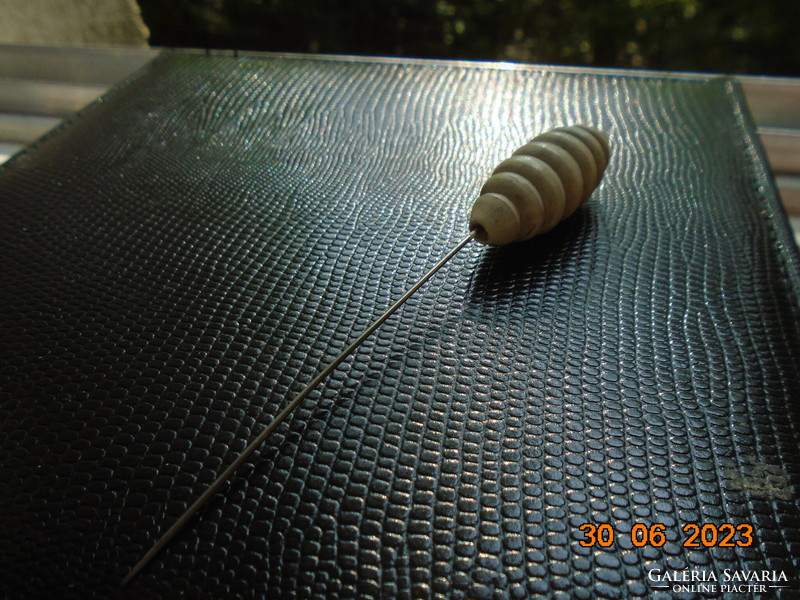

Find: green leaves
[138,0,799,76]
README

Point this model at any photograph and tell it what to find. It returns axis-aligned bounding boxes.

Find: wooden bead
[513,141,583,217]
[555,126,608,175]
[533,130,598,196]
[574,124,611,165]
[469,192,521,245]
[469,124,610,245]
[493,155,566,234]
[480,171,545,240]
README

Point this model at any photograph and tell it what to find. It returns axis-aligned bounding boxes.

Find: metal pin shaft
[122,230,477,586]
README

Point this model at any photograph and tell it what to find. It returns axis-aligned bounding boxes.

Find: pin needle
[122,124,609,586]
[122,230,477,586]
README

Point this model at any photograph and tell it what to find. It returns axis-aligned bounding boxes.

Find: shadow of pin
[464,207,594,325]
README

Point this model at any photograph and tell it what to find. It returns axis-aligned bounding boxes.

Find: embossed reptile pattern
[1,53,799,599]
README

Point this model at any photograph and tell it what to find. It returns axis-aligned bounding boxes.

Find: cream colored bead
[556,126,608,175]
[469,192,521,245]
[470,124,610,245]
[574,124,611,165]
[534,130,598,198]
[480,171,545,240]
[513,141,583,217]
[492,155,566,233]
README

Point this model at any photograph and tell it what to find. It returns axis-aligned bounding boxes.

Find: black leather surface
[1,52,799,599]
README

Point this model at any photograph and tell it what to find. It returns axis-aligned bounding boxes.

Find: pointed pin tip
[121,554,148,587]
[120,571,134,587]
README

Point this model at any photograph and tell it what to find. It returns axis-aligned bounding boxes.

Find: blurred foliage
[138,0,798,75]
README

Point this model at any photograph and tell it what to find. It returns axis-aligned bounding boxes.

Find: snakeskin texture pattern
[1,53,799,599]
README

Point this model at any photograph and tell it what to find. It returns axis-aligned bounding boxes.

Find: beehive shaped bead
[470,124,610,245]
[554,125,609,180]
[479,171,545,240]
[492,155,566,234]
[569,124,611,165]
[469,192,522,246]
[513,141,583,218]
[533,130,598,198]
